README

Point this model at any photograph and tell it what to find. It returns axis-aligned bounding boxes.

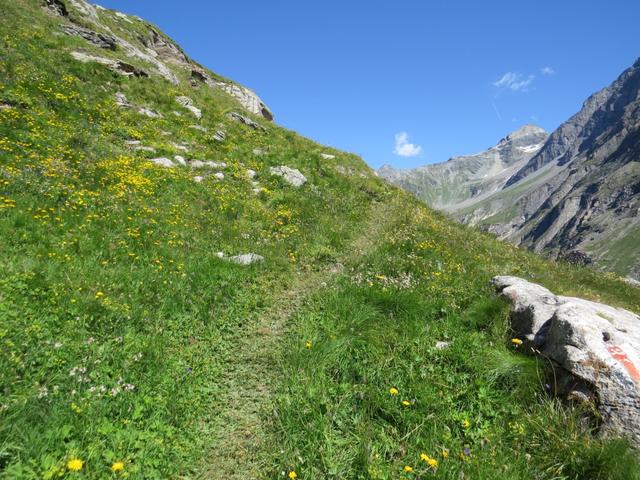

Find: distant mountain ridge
[377,124,548,211]
[378,58,640,279]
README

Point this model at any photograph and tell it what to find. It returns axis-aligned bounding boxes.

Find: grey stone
[190,160,226,169]
[175,96,201,119]
[228,253,264,265]
[61,24,116,50]
[226,111,266,131]
[213,172,224,180]
[269,166,307,187]
[137,106,161,118]
[246,169,257,179]
[173,155,186,166]
[320,153,336,159]
[70,51,148,78]
[133,146,155,152]
[494,275,640,447]
[435,341,450,350]
[213,130,226,142]
[149,157,174,168]
[193,176,204,183]
[624,277,640,288]
[189,125,208,132]
[252,148,264,156]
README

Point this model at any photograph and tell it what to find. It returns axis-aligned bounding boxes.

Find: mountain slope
[459,59,640,278]
[377,125,548,211]
[1,1,639,479]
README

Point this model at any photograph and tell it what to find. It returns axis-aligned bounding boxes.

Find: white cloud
[394,132,422,157]
[541,66,555,76]
[492,72,534,92]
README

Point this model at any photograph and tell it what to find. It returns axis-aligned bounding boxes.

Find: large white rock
[493,276,640,447]
[270,166,307,187]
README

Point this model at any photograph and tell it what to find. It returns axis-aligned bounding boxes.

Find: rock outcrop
[493,276,640,447]
[51,0,273,119]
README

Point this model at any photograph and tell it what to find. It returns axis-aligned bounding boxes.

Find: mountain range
[379,60,640,280]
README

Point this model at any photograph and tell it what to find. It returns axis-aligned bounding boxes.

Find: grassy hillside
[1,1,639,479]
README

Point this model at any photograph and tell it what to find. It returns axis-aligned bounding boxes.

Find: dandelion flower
[288,471,297,479]
[511,338,523,346]
[462,419,470,429]
[420,454,437,468]
[389,387,399,396]
[402,400,411,407]
[95,291,104,299]
[403,465,413,473]
[441,448,449,458]
[305,341,312,349]
[67,458,84,471]
[111,462,125,473]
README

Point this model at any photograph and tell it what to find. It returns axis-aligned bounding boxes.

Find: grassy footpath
[262,194,640,480]
[1,1,639,479]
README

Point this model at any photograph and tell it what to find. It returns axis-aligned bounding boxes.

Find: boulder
[493,276,640,447]
[213,130,226,142]
[269,166,307,188]
[175,96,202,119]
[173,155,186,166]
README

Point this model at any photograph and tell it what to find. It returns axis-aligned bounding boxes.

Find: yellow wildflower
[95,291,104,299]
[288,471,297,479]
[441,448,449,458]
[67,458,84,471]
[305,341,312,349]
[420,454,437,468]
[111,461,125,473]
[402,400,411,407]
[462,419,470,429]
[389,387,399,396]
[403,465,413,473]
[511,338,523,346]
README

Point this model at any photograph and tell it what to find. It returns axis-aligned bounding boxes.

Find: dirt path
[199,199,395,479]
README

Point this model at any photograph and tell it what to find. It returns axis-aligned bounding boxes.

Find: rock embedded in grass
[228,253,264,265]
[270,166,307,187]
[493,275,640,447]
[149,157,175,168]
[175,96,202,119]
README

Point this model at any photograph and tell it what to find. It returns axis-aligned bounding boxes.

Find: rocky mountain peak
[495,124,548,150]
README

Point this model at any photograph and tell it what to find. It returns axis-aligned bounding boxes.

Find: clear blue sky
[97,0,639,168]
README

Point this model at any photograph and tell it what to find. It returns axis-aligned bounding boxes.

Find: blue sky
[98,0,639,168]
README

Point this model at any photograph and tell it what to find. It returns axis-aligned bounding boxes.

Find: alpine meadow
[1,1,639,479]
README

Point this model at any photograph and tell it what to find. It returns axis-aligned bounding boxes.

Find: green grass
[1,1,639,479]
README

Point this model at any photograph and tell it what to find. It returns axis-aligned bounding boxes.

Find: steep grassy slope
[1,1,639,479]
